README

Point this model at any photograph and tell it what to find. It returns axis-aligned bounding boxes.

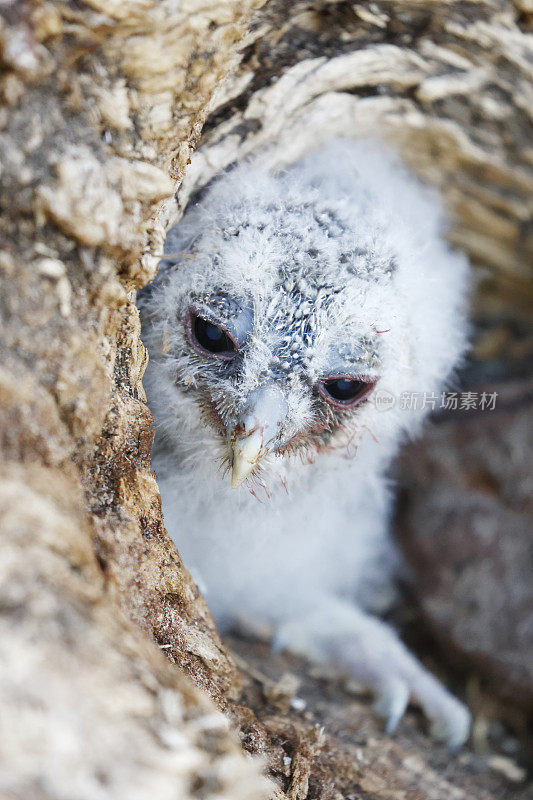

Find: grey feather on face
[141,139,468,477]
[142,162,403,469]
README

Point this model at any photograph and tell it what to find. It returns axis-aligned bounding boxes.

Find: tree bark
[0,0,531,799]
[0,1,270,798]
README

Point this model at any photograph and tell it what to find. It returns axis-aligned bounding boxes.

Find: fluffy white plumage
[140,140,471,748]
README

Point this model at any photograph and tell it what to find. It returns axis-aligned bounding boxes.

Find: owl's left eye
[187,311,238,360]
[318,376,375,408]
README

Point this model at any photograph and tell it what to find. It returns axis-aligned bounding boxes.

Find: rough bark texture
[0,0,531,798]
[0,1,271,797]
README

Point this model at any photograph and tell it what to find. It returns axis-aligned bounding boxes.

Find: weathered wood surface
[0,0,531,798]
[0,1,271,797]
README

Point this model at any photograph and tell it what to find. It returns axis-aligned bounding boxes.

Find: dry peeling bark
[0,466,269,800]
[0,0,271,797]
[0,0,532,798]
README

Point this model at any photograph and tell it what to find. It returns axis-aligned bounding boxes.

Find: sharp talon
[374,680,410,735]
[429,703,471,751]
[447,738,463,756]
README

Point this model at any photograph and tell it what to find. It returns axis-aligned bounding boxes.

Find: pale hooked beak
[229,384,288,489]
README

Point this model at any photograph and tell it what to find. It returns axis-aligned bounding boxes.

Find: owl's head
[141,141,469,490]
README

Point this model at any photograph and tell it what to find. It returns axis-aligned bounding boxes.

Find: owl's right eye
[187,311,238,360]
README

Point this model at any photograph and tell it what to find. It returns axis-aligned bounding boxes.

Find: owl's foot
[273,598,470,751]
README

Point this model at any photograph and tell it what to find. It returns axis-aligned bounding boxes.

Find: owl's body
[156,419,392,625]
[140,140,471,748]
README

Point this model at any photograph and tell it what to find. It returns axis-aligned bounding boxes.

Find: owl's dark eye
[187,311,238,360]
[318,376,375,408]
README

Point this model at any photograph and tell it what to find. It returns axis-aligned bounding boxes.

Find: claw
[272,602,471,751]
[374,678,410,734]
[429,702,471,752]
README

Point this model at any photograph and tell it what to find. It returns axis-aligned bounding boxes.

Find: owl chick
[140,140,471,749]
